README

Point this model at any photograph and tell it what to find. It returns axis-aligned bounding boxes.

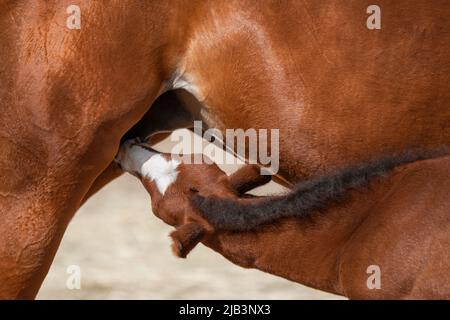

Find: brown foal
[116,140,450,299]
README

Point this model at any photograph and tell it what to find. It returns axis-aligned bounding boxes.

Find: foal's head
[116,139,270,257]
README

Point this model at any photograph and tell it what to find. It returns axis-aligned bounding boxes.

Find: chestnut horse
[116,140,450,299]
[1,1,449,298]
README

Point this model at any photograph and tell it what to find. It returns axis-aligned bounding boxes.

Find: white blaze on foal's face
[116,140,180,195]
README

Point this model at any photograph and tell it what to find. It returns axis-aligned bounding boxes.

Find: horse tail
[190,147,449,231]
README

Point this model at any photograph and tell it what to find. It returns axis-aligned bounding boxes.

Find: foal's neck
[202,182,388,296]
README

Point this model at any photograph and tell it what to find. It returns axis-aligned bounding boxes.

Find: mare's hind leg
[0,1,173,298]
[82,161,123,204]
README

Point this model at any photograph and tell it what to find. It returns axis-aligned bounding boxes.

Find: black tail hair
[191,148,449,231]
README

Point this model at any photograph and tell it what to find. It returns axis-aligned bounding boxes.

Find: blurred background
[37,131,342,299]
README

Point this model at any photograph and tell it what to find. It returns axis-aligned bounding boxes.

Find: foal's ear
[169,222,206,258]
[228,164,272,194]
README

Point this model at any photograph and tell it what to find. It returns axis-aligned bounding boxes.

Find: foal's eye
[189,187,199,193]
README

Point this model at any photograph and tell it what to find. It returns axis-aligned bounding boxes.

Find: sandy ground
[37,134,343,299]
